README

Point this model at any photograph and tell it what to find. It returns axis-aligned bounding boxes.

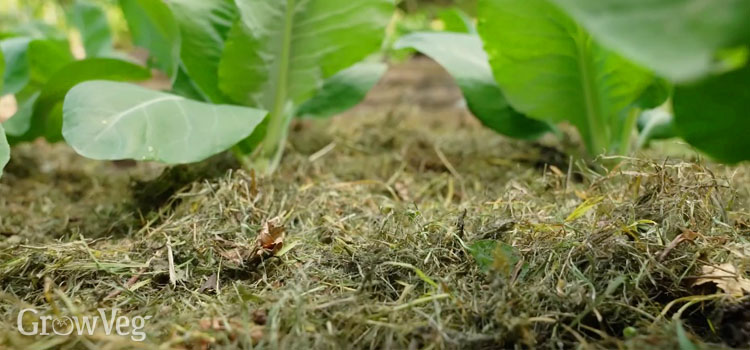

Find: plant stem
[254,0,295,175]
[618,107,640,155]
[574,27,607,155]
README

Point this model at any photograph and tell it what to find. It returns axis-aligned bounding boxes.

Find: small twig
[165,234,176,288]
[308,142,336,162]
[456,209,467,239]
[434,144,461,179]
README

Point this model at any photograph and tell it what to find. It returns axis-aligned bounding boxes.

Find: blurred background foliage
[0,0,477,65]
[0,0,128,47]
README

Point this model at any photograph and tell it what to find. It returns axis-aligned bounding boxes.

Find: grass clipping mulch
[1,116,750,349]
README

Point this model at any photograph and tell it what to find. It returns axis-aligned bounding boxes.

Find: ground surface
[1,58,750,350]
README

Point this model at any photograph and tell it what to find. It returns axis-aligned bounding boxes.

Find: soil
[1,58,749,350]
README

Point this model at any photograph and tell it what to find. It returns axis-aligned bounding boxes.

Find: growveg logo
[17,308,152,341]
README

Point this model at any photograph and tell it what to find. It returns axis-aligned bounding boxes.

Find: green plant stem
[619,107,640,155]
[574,28,607,155]
[255,0,295,175]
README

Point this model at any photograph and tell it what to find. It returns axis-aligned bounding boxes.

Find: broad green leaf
[11,59,151,143]
[673,65,750,163]
[171,65,208,101]
[477,0,652,154]
[63,81,268,164]
[0,124,8,178]
[550,0,750,82]
[296,62,387,119]
[120,0,180,79]
[3,88,40,137]
[220,0,393,107]
[395,32,552,140]
[28,39,75,85]
[68,0,113,57]
[219,0,393,170]
[1,38,32,95]
[635,78,672,111]
[1,38,73,96]
[2,39,74,143]
[169,0,236,103]
[438,8,475,34]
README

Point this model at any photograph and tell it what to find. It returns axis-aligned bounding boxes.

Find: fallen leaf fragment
[658,228,699,261]
[215,216,286,267]
[693,263,750,296]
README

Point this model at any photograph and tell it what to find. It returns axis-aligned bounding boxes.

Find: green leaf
[0,124,8,178]
[27,39,74,85]
[219,0,393,171]
[62,81,268,164]
[120,0,180,79]
[477,0,652,155]
[565,196,603,222]
[550,0,750,82]
[438,8,475,34]
[296,62,386,119]
[220,0,392,107]
[1,38,74,96]
[3,88,40,137]
[395,32,553,140]
[169,0,237,103]
[68,0,113,58]
[1,38,32,95]
[13,58,151,142]
[469,240,520,274]
[673,65,750,163]
[171,65,208,101]
[635,78,672,110]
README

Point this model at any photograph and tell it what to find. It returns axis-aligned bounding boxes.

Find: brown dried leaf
[693,263,750,296]
[198,273,218,294]
[255,216,285,257]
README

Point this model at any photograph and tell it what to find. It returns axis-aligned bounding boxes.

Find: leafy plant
[477,0,659,156]
[67,0,114,58]
[0,1,157,177]
[217,0,393,172]
[549,0,750,83]
[1,39,151,142]
[545,0,750,162]
[63,0,394,174]
[398,0,748,163]
[119,0,181,80]
[296,62,388,119]
[395,31,552,140]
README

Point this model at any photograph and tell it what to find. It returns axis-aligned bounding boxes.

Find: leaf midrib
[259,0,296,168]
[573,27,607,154]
